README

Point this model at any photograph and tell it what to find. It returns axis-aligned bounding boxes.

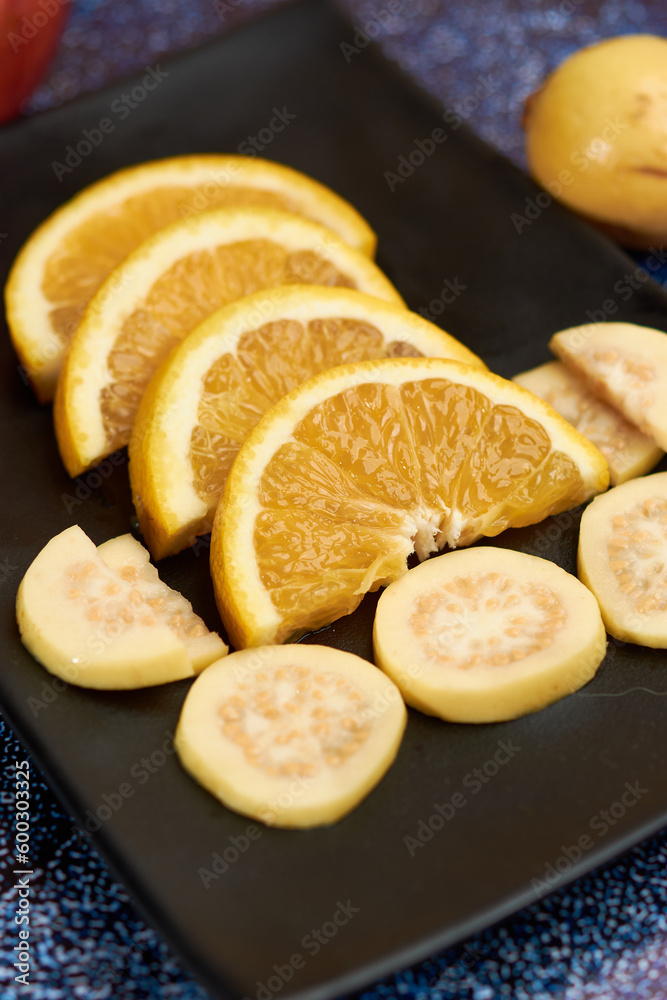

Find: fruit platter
[3,3,667,999]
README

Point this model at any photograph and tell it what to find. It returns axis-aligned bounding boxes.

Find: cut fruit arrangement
[129,285,486,559]
[5,154,376,402]
[17,525,226,690]
[373,546,606,724]
[211,357,608,648]
[53,205,402,478]
[9,154,667,828]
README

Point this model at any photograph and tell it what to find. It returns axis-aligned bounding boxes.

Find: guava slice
[514,360,662,485]
[373,546,606,723]
[550,322,667,450]
[579,471,667,647]
[175,644,407,828]
[16,524,226,688]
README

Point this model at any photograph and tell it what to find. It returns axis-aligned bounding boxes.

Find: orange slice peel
[6,154,375,402]
[211,357,609,648]
[53,206,403,479]
[129,285,485,559]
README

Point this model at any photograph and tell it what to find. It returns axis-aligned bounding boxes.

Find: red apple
[0,0,71,125]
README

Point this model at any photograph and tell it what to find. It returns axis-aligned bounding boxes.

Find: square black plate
[2,2,667,999]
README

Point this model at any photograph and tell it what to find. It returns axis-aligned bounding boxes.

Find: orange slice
[175,644,407,828]
[579,471,667,647]
[129,286,485,560]
[550,322,667,450]
[16,525,226,689]
[514,359,662,484]
[54,207,402,478]
[373,546,606,723]
[5,154,375,402]
[210,357,609,648]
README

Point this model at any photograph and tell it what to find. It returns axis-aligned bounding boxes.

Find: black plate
[3,2,667,998]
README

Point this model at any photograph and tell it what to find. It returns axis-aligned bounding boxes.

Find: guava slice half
[514,359,662,485]
[550,322,667,451]
[16,524,226,689]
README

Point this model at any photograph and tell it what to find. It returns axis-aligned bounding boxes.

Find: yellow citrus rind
[6,154,376,402]
[54,206,403,478]
[211,357,609,649]
[129,285,485,559]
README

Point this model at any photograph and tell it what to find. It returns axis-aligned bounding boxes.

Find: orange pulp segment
[54,207,403,478]
[129,286,485,559]
[5,154,375,402]
[211,357,609,648]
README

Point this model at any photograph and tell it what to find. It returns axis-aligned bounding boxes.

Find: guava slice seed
[579,470,667,647]
[373,546,606,723]
[514,360,662,485]
[176,643,406,828]
[550,322,667,451]
[16,524,226,689]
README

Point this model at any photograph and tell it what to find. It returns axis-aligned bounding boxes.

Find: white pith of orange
[211,357,609,649]
[129,285,485,559]
[6,154,376,402]
[54,207,403,478]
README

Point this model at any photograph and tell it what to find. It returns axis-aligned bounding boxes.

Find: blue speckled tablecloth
[2,2,667,998]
